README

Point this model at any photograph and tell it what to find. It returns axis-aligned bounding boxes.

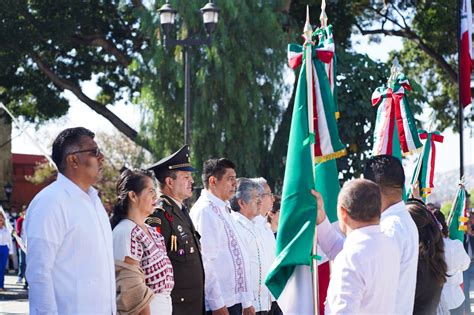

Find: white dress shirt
[25,174,116,315]
[232,212,272,312]
[324,224,400,314]
[190,190,253,311]
[318,200,419,314]
[380,201,419,314]
[440,237,470,310]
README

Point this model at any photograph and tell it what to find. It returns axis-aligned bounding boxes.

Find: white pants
[150,293,172,315]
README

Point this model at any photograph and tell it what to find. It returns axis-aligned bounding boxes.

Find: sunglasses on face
[68,147,102,158]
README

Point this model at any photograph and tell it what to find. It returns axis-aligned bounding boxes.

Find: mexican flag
[460,0,473,107]
[447,185,468,242]
[265,20,345,314]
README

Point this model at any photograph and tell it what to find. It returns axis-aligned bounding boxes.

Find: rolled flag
[447,182,468,242]
[372,72,422,156]
[409,130,444,198]
[460,0,473,107]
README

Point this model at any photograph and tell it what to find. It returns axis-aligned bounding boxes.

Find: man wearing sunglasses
[25,127,116,315]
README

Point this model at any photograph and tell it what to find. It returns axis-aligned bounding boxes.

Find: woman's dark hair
[407,200,447,286]
[267,195,281,224]
[433,210,449,238]
[110,168,154,230]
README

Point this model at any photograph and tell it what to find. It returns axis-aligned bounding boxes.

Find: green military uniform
[146,145,205,315]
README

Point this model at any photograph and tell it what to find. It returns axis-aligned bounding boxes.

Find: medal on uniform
[178,249,185,256]
[190,247,195,253]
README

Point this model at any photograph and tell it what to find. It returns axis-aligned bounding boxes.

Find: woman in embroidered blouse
[111,169,174,315]
[0,212,13,291]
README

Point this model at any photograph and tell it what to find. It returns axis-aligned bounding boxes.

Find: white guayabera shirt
[190,190,253,311]
[25,174,116,315]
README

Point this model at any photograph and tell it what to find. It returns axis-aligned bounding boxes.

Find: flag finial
[388,56,400,84]
[320,0,328,27]
[304,5,312,38]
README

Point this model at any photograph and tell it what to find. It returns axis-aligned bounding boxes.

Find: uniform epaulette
[147,216,162,226]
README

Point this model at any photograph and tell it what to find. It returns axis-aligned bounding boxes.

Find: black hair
[433,210,449,238]
[201,158,236,189]
[406,200,447,286]
[267,195,281,224]
[363,155,405,190]
[110,168,154,230]
[52,127,95,173]
[339,179,382,222]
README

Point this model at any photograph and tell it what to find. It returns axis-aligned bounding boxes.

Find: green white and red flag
[266,11,345,315]
[460,0,473,107]
[409,130,444,199]
[372,73,422,156]
[447,183,469,242]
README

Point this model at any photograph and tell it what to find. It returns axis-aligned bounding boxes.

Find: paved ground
[2,269,474,314]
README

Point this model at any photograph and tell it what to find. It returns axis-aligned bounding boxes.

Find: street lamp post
[158,1,220,145]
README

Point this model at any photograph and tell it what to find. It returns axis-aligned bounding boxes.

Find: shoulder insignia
[160,196,173,206]
[147,217,162,225]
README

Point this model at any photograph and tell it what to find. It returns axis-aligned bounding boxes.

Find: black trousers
[268,301,283,315]
[206,303,242,315]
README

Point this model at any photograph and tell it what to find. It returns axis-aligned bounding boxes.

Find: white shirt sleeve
[113,222,142,262]
[25,199,65,315]
[317,217,344,260]
[448,239,471,274]
[325,252,364,314]
[191,206,226,311]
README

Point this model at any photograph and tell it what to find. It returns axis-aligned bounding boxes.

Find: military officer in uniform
[146,145,205,315]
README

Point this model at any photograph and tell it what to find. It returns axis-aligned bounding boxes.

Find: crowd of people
[1,126,470,315]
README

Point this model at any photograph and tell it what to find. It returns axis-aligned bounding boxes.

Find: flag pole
[458,0,465,180]
[303,6,320,315]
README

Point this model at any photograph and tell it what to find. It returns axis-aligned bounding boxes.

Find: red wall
[11,153,56,208]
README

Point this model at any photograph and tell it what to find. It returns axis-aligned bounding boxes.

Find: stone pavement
[0,271,28,315]
[2,270,474,314]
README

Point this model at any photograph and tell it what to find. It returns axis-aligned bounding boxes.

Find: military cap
[148,145,197,176]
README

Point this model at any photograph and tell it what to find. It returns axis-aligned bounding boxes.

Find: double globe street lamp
[158,1,220,145]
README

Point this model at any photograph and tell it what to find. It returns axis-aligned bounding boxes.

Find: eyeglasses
[68,147,102,158]
[262,192,274,199]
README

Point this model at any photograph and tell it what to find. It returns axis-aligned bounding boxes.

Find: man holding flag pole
[265,6,346,315]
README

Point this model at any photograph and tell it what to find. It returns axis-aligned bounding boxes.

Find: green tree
[0,0,148,148]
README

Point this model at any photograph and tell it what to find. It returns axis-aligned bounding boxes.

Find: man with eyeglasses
[25,127,116,315]
[250,178,282,315]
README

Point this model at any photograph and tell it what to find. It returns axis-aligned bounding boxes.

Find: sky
[10,31,474,175]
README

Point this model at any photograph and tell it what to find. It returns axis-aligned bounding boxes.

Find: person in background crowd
[406,199,447,314]
[464,191,474,313]
[146,145,205,315]
[317,179,400,313]
[434,210,470,315]
[25,127,116,314]
[0,212,13,291]
[250,178,282,315]
[111,169,174,315]
[363,154,419,314]
[231,178,271,315]
[190,158,255,315]
[6,207,18,273]
[266,195,281,236]
[15,205,27,284]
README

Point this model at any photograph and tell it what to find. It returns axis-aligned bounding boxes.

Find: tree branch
[71,34,131,67]
[354,23,457,83]
[30,51,152,152]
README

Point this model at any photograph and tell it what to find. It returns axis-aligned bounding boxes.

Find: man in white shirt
[190,158,255,315]
[25,127,116,315]
[317,155,418,314]
[363,154,419,314]
[250,178,281,315]
[318,179,400,314]
[230,178,272,315]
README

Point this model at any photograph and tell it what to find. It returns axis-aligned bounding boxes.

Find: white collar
[202,189,229,209]
[57,173,98,200]
[381,201,406,219]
